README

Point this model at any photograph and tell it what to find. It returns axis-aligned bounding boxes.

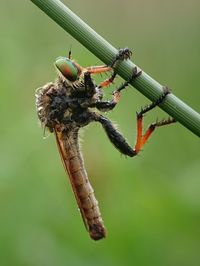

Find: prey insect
[36,48,175,240]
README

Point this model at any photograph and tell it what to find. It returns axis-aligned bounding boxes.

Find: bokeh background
[0,0,200,265]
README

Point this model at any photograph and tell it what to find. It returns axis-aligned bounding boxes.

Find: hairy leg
[85,48,134,90]
[91,112,136,157]
[134,87,176,153]
[90,88,175,156]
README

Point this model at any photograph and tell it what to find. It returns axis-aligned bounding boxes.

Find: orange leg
[98,72,117,88]
[86,65,112,74]
[92,89,175,158]
[85,48,134,89]
[84,65,116,89]
[134,116,143,153]
[133,89,176,154]
[85,47,132,74]
[133,116,176,154]
[93,75,175,157]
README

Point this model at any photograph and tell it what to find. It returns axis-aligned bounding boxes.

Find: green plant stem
[30,0,200,137]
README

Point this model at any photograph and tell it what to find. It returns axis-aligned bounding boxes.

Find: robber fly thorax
[36,59,103,132]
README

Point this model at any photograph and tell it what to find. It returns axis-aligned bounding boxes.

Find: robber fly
[36,48,175,240]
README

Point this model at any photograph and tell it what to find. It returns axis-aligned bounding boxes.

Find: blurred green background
[1,0,200,265]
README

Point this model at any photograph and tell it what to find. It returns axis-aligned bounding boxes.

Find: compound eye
[55,57,78,82]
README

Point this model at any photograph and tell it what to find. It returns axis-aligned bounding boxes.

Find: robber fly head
[55,57,82,82]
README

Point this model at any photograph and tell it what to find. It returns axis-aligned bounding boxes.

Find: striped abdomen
[54,126,106,240]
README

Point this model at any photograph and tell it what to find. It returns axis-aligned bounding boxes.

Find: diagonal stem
[30,0,200,137]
